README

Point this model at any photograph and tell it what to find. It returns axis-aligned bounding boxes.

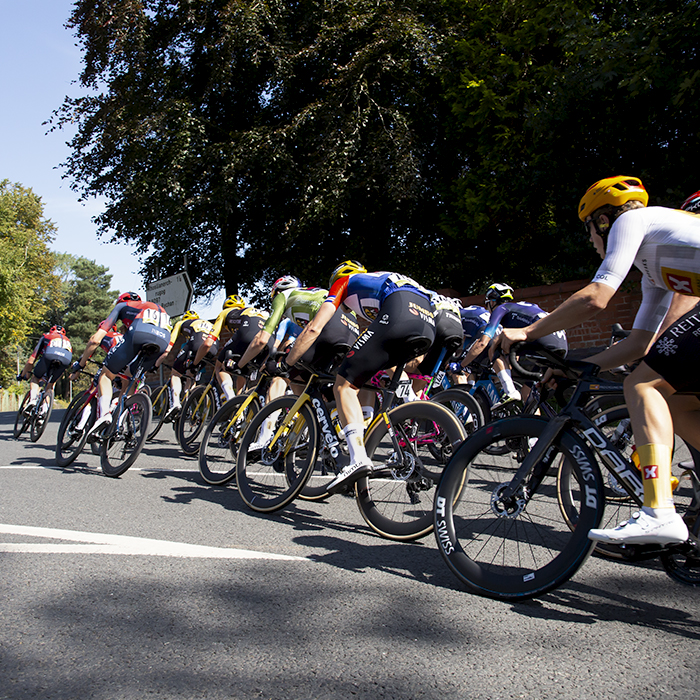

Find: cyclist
[284,261,436,491]
[238,275,360,448]
[468,283,568,400]
[70,292,171,436]
[209,294,273,400]
[157,310,219,419]
[19,325,73,410]
[494,175,700,544]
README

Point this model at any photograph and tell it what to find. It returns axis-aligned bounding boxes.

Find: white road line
[0,465,199,472]
[0,524,306,560]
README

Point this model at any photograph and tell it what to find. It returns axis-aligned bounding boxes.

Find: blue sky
[0,0,224,317]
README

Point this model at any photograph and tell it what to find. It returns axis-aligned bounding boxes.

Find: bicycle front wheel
[101,393,152,477]
[177,385,215,455]
[55,390,96,467]
[236,396,318,513]
[434,415,605,600]
[432,387,485,437]
[198,395,261,485]
[30,390,54,442]
[13,391,32,439]
[355,401,467,541]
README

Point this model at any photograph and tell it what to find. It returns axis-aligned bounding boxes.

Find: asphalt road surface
[2,408,698,700]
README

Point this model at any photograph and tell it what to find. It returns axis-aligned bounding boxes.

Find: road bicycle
[236,360,467,541]
[14,378,55,443]
[197,370,271,485]
[176,359,225,455]
[55,360,102,466]
[433,344,700,600]
[87,347,157,477]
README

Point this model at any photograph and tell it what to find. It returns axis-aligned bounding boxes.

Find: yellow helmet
[578,176,648,222]
[223,294,246,310]
[182,310,199,321]
[485,283,514,304]
[328,260,367,289]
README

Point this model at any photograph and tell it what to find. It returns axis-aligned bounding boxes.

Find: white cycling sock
[343,423,369,465]
[98,394,111,419]
[221,376,236,401]
[497,369,518,396]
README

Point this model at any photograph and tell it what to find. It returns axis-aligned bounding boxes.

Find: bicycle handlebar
[508,342,601,381]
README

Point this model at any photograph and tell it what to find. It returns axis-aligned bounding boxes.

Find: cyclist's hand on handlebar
[265,357,290,377]
[490,328,528,358]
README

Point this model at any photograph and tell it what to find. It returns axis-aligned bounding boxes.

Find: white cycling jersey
[592,207,700,332]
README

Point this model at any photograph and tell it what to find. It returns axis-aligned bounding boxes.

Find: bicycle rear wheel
[30,390,54,442]
[101,393,152,477]
[355,401,466,541]
[148,384,171,440]
[236,396,318,513]
[55,390,96,467]
[198,395,261,485]
[13,391,32,438]
[177,385,215,455]
[434,415,605,600]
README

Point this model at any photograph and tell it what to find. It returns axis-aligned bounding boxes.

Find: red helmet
[49,325,66,335]
[681,190,700,213]
[117,291,142,304]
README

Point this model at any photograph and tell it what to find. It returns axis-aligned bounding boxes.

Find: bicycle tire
[198,395,261,485]
[298,399,346,501]
[434,415,605,600]
[177,385,215,455]
[30,390,54,442]
[55,390,96,467]
[355,401,467,541]
[432,387,485,437]
[236,396,318,513]
[13,391,32,438]
[147,384,171,440]
[101,393,152,477]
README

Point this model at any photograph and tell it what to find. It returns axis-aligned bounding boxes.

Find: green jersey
[263,287,329,334]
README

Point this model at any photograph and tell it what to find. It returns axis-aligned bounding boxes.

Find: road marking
[0,465,199,472]
[0,524,306,560]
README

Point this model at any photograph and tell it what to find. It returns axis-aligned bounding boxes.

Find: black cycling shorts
[219,318,271,366]
[417,307,464,375]
[173,334,219,374]
[643,301,700,392]
[295,309,360,375]
[104,320,170,375]
[33,347,73,384]
[337,290,436,389]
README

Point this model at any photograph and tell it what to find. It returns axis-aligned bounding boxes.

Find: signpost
[146,272,193,317]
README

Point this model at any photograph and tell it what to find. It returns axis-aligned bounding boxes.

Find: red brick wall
[444,270,643,350]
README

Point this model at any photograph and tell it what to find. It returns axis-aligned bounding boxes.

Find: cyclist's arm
[286,301,336,366]
[156,320,183,368]
[71,327,108,379]
[494,282,616,354]
[238,329,272,368]
[193,334,216,366]
[460,334,490,368]
[584,329,655,370]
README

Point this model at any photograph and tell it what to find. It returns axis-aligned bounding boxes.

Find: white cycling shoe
[588,508,689,545]
[327,460,373,493]
[87,413,113,437]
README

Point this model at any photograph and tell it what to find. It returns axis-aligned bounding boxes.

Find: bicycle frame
[501,372,644,505]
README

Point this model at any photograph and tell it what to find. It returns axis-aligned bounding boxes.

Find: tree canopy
[55,0,700,301]
[0,180,60,382]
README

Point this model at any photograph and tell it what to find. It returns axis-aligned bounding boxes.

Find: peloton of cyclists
[70,292,171,436]
[19,325,73,410]
[494,175,700,545]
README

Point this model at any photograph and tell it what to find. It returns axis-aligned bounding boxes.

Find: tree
[54,0,462,300]
[61,255,118,356]
[439,0,700,292]
[0,180,59,384]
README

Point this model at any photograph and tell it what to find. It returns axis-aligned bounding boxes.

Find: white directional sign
[146,272,193,317]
